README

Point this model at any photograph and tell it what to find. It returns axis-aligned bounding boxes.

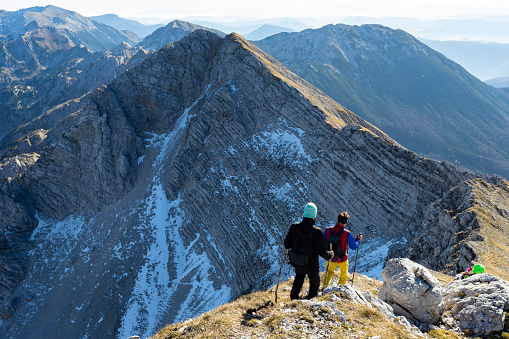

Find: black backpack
[326,227,348,259]
[288,224,311,269]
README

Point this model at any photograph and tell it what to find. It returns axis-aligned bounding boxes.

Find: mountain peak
[254,22,509,178]
[138,18,225,51]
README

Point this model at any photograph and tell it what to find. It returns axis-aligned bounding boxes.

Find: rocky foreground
[150,258,509,339]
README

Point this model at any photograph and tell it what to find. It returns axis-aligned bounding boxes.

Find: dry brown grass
[469,179,509,282]
[149,273,466,339]
[430,269,455,286]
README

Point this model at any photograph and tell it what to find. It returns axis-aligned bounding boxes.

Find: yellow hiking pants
[324,259,349,287]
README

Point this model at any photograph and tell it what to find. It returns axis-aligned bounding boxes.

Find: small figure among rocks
[457,263,485,280]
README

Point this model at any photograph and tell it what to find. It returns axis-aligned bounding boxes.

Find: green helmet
[473,264,485,274]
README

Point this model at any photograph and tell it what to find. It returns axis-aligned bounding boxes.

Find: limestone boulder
[379,258,443,323]
[441,273,509,336]
[323,282,395,320]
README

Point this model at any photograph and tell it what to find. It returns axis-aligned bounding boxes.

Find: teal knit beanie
[303,202,317,219]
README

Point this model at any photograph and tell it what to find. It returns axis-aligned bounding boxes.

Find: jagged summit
[0,28,508,339]
[138,19,226,51]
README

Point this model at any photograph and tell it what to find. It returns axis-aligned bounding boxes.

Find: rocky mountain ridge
[0,5,140,74]
[90,13,164,38]
[0,28,508,339]
[0,5,143,142]
[254,24,509,178]
[0,15,218,145]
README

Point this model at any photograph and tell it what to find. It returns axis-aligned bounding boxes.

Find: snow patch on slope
[252,123,316,168]
[119,86,230,339]
[353,237,407,279]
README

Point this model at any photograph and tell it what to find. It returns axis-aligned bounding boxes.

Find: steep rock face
[0,177,36,312]
[254,24,509,178]
[0,44,147,145]
[409,178,509,280]
[0,30,505,338]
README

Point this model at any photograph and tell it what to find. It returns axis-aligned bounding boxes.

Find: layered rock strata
[409,178,509,279]
[0,30,507,338]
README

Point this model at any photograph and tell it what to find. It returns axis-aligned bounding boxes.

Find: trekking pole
[322,243,333,290]
[350,233,362,287]
[275,249,288,304]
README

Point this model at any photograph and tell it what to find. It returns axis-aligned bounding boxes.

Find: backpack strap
[340,230,350,252]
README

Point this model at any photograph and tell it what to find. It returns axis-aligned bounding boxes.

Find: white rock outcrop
[441,273,509,336]
[323,283,395,320]
[379,258,443,323]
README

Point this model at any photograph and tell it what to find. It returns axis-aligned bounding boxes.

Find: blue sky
[2,0,509,22]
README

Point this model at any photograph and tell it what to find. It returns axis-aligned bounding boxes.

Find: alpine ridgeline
[254,24,509,178]
[0,5,139,77]
[0,13,215,146]
[1,30,508,339]
[0,5,140,142]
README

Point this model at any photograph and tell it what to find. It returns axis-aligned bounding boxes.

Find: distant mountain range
[0,5,139,51]
[340,16,509,43]
[420,39,509,81]
[182,17,313,35]
[486,76,509,88]
[244,24,296,41]
[0,5,139,82]
[90,13,164,38]
[255,24,509,178]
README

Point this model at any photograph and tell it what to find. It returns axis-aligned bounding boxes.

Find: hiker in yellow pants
[325,260,349,285]
[323,212,362,288]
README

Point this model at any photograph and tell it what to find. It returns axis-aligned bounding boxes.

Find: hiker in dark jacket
[284,202,333,300]
[323,211,362,287]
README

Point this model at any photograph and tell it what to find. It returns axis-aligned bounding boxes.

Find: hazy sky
[2,0,509,22]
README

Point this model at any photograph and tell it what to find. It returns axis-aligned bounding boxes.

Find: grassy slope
[150,273,463,339]
[468,179,509,281]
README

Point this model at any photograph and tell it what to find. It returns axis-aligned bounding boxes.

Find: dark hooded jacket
[284,217,332,265]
